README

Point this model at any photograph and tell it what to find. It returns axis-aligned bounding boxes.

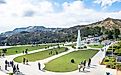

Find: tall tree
[107,30,114,39]
[114,28,120,39]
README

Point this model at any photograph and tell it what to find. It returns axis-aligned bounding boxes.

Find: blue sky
[51,0,121,12]
[107,2,121,12]
[0,0,121,33]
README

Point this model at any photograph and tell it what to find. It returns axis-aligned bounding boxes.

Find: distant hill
[0,26,62,37]
[88,17,121,30]
[0,17,121,45]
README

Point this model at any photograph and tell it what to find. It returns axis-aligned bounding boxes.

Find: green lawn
[0,44,59,55]
[88,44,104,48]
[14,47,68,63]
[0,45,46,55]
[65,43,76,46]
[45,50,98,72]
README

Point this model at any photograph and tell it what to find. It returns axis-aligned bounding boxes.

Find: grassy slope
[0,44,59,55]
[45,50,98,72]
[88,44,104,48]
[0,45,48,55]
[14,47,67,63]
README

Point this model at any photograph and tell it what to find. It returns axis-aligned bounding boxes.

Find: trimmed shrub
[84,46,87,48]
[106,64,111,68]
[71,59,75,63]
[105,59,109,62]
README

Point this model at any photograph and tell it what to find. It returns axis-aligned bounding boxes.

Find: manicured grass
[88,44,104,48]
[0,44,58,55]
[65,43,76,46]
[14,47,67,63]
[65,43,76,49]
[45,50,98,72]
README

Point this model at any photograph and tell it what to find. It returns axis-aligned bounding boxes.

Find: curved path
[0,42,118,75]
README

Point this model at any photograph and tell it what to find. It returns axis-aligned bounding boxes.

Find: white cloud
[0,0,54,17]
[94,0,121,8]
[0,0,120,33]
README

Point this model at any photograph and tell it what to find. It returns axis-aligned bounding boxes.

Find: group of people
[5,60,14,70]
[22,49,28,54]
[13,64,20,74]
[78,58,91,72]
[23,58,29,65]
[4,60,20,74]
[1,53,5,58]
[49,50,59,55]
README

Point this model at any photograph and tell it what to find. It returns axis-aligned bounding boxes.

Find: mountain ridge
[0,17,121,45]
[1,17,121,37]
[0,26,63,37]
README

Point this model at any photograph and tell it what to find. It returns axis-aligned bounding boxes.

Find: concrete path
[15,45,116,75]
[0,45,72,74]
[0,46,13,49]
[0,42,118,75]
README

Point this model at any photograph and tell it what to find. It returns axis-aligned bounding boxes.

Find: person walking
[88,58,91,67]
[5,60,8,65]
[13,65,16,74]
[22,50,24,54]
[78,64,81,72]
[23,58,26,64]
[26,59,29,65]
[5,64,7,70]
[11,61,14,67]
[38,62,41,70]
[16,64,19,72]
[7,61,10,67]
[83,60,86,71]
[0,65,1,70]
[10,61,13,67]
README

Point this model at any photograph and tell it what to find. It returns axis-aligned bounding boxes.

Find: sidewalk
[0,42,118,75]
[0,71,8,75]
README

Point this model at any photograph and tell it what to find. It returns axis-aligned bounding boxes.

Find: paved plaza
[0,42,118,75]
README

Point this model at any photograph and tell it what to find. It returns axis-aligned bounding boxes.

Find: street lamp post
[112,44,113,56]
[0,50,2,58]
[116,56,118,75]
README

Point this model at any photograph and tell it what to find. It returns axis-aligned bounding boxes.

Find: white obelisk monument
[76,30,81,49]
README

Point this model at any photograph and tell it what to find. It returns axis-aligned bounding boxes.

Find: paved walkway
[0,46,13,49]
[0,71,7,75]
[0,45,72,73]
[0,42,118,75]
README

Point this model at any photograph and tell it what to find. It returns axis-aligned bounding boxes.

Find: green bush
[106,64,111,68]
[84,46,87,48]
[94,45,98,46]
[71,59,75,63]
[72,45,76,49]
[112,65,116,69]
[9,73,13,75]
[105,59,109,62]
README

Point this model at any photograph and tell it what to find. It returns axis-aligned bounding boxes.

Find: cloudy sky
[0,0,121,33]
